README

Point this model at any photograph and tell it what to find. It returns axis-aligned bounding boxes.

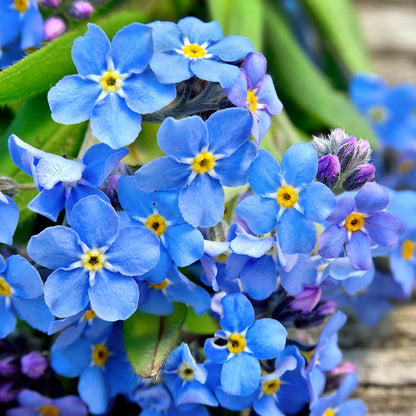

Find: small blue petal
[28,186,66,222]
[12,296,54,333]
[150,52,193,84]
[279,254,317,294]
[118,176,154,218]
[0,10,20,46]
[318,224,347,258]
[207,36,254,62]
[148,21,183,53]
[365,211,403,247]
[248,149,281,195]
[191,58,241,88]
[230,234,274,258]
[177,17,223,44]
[326,196,355,224]
[220,293,254,332]
[299,182,336,223]
[0,195,18,245]
[20,7,43,49]
[51,338,91,377]
[78,366,109,414]
[281,142,318,187]
[355,182,389,214]
[0,297,17,338]
[346,231,372,270]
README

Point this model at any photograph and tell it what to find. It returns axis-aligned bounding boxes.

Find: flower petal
[355,182,389,214]
[299,182,336,223]
[248,149,281,195]
[318,224,347,258]
[346,231,372,270]
[191,58,240,88]
[365,211,403,247]
[220,293,254,333]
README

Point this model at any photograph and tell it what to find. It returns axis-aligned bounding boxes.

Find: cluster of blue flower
[1,17,415,416]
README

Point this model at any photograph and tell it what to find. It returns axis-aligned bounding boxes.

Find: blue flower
[310,373,366,416]
[162,343,217,407]
[0,191,19,245]
[48,23,176,149]
[149,16,254,88]
[135,383,210,416]
[319,182,403,270]
[135,108,256,227]
[0,254,54,339]
[137,263,211,316]
[118,176,204,276]
[0,0,43,61]
[236,145,336,254]
[350,73,416,151]
[51,322,138,415]
[9,135,129,221]
[6,389,88,416]
[204,293,287,396]
[224,52,283,144]
[27,195,160,321]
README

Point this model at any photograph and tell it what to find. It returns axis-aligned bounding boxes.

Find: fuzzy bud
[337,136,357,170]
[0,177,18,198]
[20,352,48,379]
[317,154,341,189]
[342,163,375,191]
[43,17,67,41]
[289,286,321,313]
[42,0,63,7]
[67,1,93,19]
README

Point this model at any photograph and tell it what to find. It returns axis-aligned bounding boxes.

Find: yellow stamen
[397,160,414,174]
[183,44,206,59]
[192,151,215,173]
[369,106,387,123]
[178,361,195,381]
[92,344,109,366]
[83,308,97,320]
[227,334,246,354]
[14,0,28,12]
[246,90,258,112]
[302,349,314,362]
[101,71,122,92]
[323,409,336,416]
[344,213,365,232]
[145,215,167,236]
[0,278,11,297]
[38,405,60,416]
[149,279,169,290]
[82,250,106,272]
[402,240,415,260]
[262,378,281,395]
[277,186,298,209]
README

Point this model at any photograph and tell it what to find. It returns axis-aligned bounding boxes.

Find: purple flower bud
[329,362,357,377]
[289,285,321,313]
[317,154,341,189]
[0,357,18,377]
[342,163,375,191]
[43,0,63,7]
[43,17,67,41]
[358,139,370,155]
[20,352,48,379]
[0,382,18,402]
[337,136,357,170]
[67,1,94,19]
[316,298,337,316]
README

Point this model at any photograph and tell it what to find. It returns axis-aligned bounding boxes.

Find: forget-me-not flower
[0,192,19,245]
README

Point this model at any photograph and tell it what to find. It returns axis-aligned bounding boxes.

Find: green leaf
[123,303,188,378]
[184,308,218,334]
[208,0,264,50]
[0,11,147,105]
[264,4,377,147]
[300,0,372,73]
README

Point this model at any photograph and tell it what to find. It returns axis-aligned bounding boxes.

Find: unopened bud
[20,352,48,379]
[317,154,341,189]
[289,286,321,313]
[0,382,18,402]
[342,163,375,191]
[316,298,337,316]
[0,357,18,377]
[43,17,67,41]
[67,1,93,19]
[337,136,357,170]
[43,0,63,7]
[0,177,18,198]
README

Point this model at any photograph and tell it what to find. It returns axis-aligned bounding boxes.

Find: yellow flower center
[101,71,122,92]
[0,278,11,297]
[302,349,315,362]
[344,213,365,232]
[82,249,106,272]
[402,240,415,260]
[192,151,215,173]
[145,214,167,236]
[14,0,28,12]
[38,405,60,416]
[92,344,109,366]
[149,279,169,290]
[397,159,414,174]
[262,378,281,395]
[178,361,195,381]
[369,106,387,123]
[323,409,336,416]
[183,44,206,59]
[246,90,258,112]
[227,334,246,354]
[277,186,298,209]
[83,308,97,320]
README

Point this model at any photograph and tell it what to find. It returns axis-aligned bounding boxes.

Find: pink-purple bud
[43,0,63,7]
[0,382,18,402]
[43,17,67,42]
[358,139,370,155]
[343,163,375,191]
[0,357,18,377]
[328,362,357,388]
[317,154,341,189]
[337,136,357,170]
[289,286,321,313]
[67,1,94,19]
[316,298,337,316]
[20,352,48,379]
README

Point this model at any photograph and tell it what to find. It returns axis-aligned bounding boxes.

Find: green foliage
[0,12,147,105]
[184,308,218,334]
[123,303,188,378]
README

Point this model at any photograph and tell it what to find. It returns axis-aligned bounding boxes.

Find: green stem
[18,183,37,191]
